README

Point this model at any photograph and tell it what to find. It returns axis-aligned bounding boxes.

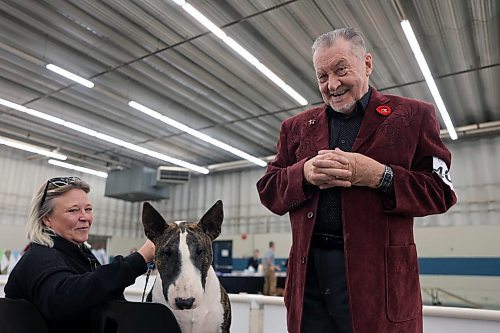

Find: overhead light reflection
[171,0,308,106]
[401,20,457,140]
[0,136,67,160]
[48,159,108,178]
[46,64,95,88]
[0,98,209,174]
[128,101,267,167]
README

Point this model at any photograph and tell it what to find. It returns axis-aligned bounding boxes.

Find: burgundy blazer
[257,89,457,333]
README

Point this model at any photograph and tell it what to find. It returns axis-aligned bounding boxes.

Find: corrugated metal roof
[0,0,498,173]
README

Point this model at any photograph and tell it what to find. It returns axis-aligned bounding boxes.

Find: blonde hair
[27,178,90,247]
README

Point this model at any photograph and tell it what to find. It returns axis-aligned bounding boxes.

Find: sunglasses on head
[40,176,81,208]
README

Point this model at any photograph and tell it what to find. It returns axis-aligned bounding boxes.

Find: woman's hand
[138,239,155,263]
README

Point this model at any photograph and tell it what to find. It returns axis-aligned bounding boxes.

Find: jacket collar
[52,235,94,260]
[299,105,329,158]
[352,88,391,151]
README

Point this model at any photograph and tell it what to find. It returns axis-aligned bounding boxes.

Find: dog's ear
[142,202,167,242]
[198,200,223,240]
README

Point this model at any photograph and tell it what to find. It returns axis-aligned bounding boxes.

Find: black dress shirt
[314,88,372,237]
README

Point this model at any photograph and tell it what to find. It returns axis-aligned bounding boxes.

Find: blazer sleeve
[257,121,314,215]
[385,102,457,216]
[27,251,147,321]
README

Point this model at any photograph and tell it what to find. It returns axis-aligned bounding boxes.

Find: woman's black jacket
[5,236,147,333]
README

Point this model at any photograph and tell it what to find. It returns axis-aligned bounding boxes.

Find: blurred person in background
[262,241,280,295]
[91,241,109,265]
[247,249,260,272]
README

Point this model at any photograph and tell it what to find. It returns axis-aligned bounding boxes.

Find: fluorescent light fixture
[0,98,209,174]
[400,20,457,140]
[171,1,308,106]
[46,64,95,88]
[0,136,67,160]
[129,101,267,167]
[171,0,186,6]
[48,159,108,178]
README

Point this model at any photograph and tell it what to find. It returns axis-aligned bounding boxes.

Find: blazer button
[307,212,314,218]
[300,256,306,264]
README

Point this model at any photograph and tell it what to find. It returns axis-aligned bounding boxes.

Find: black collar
[358,86,372,110]
[51,236,98,266]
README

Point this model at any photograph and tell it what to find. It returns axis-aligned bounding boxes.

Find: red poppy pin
[376,105,392,116]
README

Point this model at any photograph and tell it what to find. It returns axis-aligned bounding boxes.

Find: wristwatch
[376,165,394,193]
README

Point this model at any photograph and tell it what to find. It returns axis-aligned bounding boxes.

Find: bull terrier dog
[142,200,231,333]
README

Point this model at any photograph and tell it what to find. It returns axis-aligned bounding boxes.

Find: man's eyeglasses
[40,176,81,208]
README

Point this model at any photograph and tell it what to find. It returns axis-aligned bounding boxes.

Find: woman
[5,176,155,333]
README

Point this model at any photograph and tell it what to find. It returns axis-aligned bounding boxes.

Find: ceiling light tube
[400,20,457,140]
[171,1,308,106]
[0,136,67,160]
[0,98,209,174]
[170,0,186,5]
[48,159,108,178]
[129,101,267,167]
[46,64,95,88]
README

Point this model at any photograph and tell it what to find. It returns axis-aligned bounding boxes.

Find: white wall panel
[417,136,500,227]
[1,134,499,252]
[0,147,148,249]
[159,168,290,235]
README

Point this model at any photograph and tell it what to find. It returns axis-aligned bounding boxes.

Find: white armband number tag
[433,157,454,190]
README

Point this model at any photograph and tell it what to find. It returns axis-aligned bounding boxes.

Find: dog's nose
[175,297,195,310]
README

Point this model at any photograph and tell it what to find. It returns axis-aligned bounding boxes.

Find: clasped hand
[303,148,385,189]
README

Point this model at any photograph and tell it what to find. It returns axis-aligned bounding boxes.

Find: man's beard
[331,100,356,115]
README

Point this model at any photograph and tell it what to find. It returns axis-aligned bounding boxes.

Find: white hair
[312,27,367,59]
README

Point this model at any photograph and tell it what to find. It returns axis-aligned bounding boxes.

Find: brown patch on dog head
[198,200,223,240]
[184,223,213,288]
[154,223,182,299]
[142,202,167,242]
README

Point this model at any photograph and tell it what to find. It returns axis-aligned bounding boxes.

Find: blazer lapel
[352,89,391,152]
[314,105,330,151]
[296,105,329,160]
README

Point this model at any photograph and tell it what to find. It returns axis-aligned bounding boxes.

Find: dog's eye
[196,248,204,255]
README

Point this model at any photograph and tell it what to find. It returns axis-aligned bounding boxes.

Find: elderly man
[257,28,456,333]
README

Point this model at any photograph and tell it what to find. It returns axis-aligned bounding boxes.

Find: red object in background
[241,233,247,240]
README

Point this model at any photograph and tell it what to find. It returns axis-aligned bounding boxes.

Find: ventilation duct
[156,166,191,184]
[104,166,169,202]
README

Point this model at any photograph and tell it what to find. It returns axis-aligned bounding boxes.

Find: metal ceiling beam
[21,0,300,107]
[379,63,500,92]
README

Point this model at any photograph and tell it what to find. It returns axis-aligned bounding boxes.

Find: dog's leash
[142,261,156,302]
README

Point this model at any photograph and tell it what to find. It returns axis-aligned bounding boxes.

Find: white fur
[172,230,204,307]
[152,227,225,333]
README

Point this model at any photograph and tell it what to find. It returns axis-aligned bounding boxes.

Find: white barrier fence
[2,274,500,333]
[122,276,500,333]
